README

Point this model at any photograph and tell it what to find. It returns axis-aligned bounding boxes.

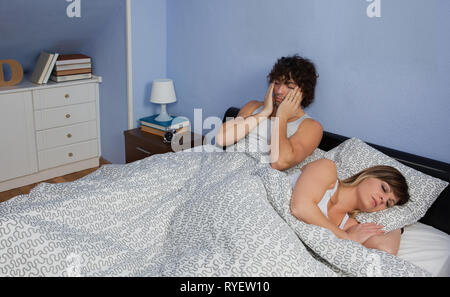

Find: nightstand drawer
[125,138,172,163]
[36,121,98,151]
[124,128,204,163]
[33,83,96,110]
[34,102,97,131]
[38,139,99,170]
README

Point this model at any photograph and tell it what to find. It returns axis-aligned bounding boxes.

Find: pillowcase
[324,138,448,232]
[397,222,450,277]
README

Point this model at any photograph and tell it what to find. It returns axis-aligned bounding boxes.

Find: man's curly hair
[267,55,318,108]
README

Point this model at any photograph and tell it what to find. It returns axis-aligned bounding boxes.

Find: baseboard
[0,157,99,192]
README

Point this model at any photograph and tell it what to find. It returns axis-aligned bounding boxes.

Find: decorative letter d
[0,60,24,87]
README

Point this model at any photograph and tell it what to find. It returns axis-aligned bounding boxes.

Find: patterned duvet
[0,150,429,276]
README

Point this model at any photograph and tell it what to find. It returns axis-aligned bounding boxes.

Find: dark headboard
[318,131,450,182]
[223,106,450,234]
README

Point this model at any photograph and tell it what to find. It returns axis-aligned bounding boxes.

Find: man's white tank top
[232,105,312,154]
[289,170,349,230]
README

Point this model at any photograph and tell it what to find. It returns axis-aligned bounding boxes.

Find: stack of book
[50,54,92,82]
[140,114,190,137]
[30,52,59,84]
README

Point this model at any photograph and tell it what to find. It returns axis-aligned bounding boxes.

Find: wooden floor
[0,158,111,203]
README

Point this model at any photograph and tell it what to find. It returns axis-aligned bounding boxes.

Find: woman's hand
[276,87,303,119]
[261,83,274,117]
[345,223,385,244]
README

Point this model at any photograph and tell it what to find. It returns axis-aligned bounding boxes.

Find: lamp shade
[150,79,177,104]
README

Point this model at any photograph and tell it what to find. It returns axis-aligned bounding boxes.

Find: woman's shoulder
[302,159,338,189]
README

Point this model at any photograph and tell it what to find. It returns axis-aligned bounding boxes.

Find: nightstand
[123,128,204,163]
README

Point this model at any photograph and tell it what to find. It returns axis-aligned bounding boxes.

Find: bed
[223,107,450,277]
[0,108,448,277]
[315,131,449,276]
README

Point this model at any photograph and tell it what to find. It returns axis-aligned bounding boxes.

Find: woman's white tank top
[289,170,349,230]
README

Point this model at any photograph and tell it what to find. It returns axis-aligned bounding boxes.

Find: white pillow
[324,138,448,232]
[398,222,450,277]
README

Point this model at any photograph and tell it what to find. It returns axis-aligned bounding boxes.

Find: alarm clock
[163,129,176,143]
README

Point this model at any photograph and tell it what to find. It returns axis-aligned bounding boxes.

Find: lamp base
[155,104,173,122]
[155,113,173,122]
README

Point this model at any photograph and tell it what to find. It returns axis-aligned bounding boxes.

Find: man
[216,55,323,171]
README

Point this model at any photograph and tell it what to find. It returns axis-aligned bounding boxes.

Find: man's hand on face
[276,87,303,119]
[261,83,275,117]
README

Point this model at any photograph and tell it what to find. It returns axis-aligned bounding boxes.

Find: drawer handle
[67,133,72,138]
[68,152,73,157]
[66,114,71,119]
[65,94,70,99]
[136,147,151,155]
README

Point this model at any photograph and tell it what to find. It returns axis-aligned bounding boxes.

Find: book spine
[56,58,91,66]
[53,68,91,76]
[141,125,188,136]
[38,55,54,84]
[43,53,59,84]
[30,52,51,84]
[140,122,171,131]
[141,125,166,137]
[50,73,92,82]
[140,120,190,131]
[55,63,92,71]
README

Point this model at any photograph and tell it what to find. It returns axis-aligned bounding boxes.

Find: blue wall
[2,0,449,164]
[0,0,128,164]
[166,0,450,163]
[80,1,128,164]
[131,0,167,125]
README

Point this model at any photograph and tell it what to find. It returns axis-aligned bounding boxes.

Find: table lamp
[150,79,177,122]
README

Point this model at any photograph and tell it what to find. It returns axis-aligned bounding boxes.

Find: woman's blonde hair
[339,165,410,218]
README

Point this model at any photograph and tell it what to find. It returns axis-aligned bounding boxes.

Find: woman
[216,55,323,170]
[290,158,409,255]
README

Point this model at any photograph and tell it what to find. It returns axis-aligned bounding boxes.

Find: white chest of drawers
[0,77,102,192]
